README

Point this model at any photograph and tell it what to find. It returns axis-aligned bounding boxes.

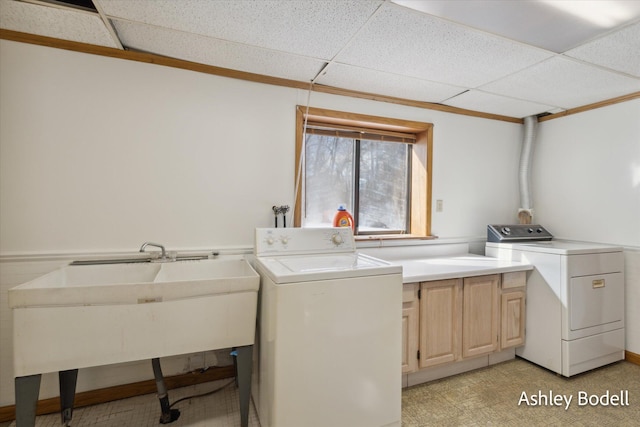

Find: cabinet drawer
[403,283,419,303]
[502,271,526,289]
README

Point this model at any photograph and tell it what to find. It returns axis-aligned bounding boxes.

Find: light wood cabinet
[402,271,527,374]
[402,283,419,373]
[418,279,462,368]
[500,271,526,349]
[462,275,499,358]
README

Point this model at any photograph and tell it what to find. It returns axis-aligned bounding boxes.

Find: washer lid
[486,240,623,255]
[255,253,401,284]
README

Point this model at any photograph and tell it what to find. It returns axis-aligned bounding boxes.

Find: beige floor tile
[2,359,638,426]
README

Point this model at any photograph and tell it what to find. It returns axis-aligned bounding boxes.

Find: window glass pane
[358,140,409,233]
[303,134,354,227]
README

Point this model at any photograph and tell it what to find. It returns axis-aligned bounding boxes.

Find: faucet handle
[139,242,167,259]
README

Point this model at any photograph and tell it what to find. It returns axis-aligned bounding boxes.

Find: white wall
[533,100,640,246]
[534,100,640,353]
[0,40,524,406]
[0,41,524,255]
[0,41,298,254]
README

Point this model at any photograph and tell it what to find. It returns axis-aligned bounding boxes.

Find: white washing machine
[486,224,625,377]
[252,227,402,427]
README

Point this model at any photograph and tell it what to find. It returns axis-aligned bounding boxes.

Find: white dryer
[486,224,625,377]
[252,227,402,427]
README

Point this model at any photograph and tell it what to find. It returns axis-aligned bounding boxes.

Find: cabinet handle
[592,279,605,289]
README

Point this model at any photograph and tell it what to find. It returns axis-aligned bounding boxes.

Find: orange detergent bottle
[332,205,354,231]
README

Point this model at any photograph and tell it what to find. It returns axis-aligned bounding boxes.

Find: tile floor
[3,358,639,426]
[3,379,259,427]
[402,358,640,426]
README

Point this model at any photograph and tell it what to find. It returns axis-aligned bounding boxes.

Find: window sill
[355,234,438,242]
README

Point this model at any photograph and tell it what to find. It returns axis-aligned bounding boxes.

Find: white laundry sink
[10,258,260,376]
[8,259,259,308]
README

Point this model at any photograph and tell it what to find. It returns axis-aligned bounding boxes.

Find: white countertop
[389,254,532,283]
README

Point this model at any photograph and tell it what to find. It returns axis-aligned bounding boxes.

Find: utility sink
[11,257,260,377]
[11,257,260,427]
[8,258,259,308]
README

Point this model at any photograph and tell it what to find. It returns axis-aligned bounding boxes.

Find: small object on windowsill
[281,205,290,228]
[272,206,279,227]
[333,205,355,231]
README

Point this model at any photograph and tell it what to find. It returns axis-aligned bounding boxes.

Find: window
[295,107,433,238]
[304,132,411,234]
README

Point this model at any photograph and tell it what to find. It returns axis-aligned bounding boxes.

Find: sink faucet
[139,242,166,259]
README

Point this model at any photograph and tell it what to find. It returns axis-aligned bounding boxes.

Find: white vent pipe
[518,116,538,224]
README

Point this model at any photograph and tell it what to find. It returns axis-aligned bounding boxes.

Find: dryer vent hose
[519,116,538,224]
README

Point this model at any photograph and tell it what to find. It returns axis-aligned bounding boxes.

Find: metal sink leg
[151,358,180,424]
[59,369,78,426]
[235,345,253,427]
[15,374,41,427]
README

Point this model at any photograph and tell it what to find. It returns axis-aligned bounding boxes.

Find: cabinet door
[419,279,462,368]
[462,275,499,358]
[501,290,525,349]
[402,283,419,373]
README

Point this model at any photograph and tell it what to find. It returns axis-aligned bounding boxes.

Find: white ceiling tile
[392,0,640,53]
[335,3,553,88]
[565,22,640,78]
[442,90,558,118]
[112,20,326,82]
[315,63,464,103]
[0,0,119,48]
[98,0,383,60]
[480,56,640,109]
[3,0,638,119]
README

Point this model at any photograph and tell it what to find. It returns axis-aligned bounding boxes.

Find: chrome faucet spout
[139,242,166,259]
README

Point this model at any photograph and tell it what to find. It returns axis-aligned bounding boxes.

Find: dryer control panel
[255,227,356,256]
[487,224,553,242]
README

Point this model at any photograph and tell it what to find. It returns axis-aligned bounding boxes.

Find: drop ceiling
[1,0,639,119]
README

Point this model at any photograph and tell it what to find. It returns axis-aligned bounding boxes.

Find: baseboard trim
[0,365,235,423]
[626,350,640,366]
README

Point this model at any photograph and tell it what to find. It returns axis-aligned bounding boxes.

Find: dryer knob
[266,237,275,245]
[331,233,344,245]
[280,237,289,245]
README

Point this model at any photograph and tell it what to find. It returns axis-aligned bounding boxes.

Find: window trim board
[295,106,433,238]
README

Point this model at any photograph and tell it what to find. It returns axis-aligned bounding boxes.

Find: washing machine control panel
[255,227,356,256]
